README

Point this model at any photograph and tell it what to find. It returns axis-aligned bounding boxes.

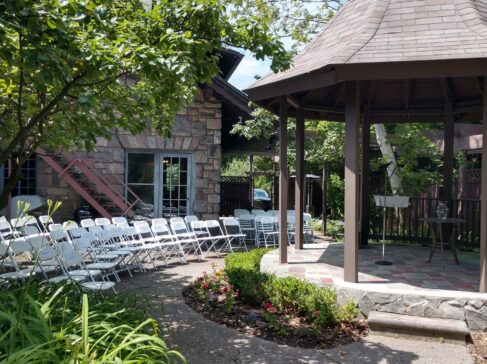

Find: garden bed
[182,250,368,349]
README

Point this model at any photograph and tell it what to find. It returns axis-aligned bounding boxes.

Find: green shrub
[0,281,186,363]
[225,248,271,305]
[326,219,344,241]
[264,275,348,325]
[224,249,360,328]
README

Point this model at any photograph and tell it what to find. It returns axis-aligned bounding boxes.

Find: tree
[0,0,292,208]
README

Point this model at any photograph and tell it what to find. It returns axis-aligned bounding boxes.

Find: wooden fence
[368,197,481,249]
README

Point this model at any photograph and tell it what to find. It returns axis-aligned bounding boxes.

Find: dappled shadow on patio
[262,242,480,292]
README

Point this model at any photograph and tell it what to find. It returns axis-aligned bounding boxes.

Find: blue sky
[228,51,272,91]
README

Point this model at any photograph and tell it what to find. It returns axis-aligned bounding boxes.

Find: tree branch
[0,71,86,167]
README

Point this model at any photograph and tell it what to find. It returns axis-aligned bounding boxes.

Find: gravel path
[118,258,474,364]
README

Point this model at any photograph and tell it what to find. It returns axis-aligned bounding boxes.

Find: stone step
[368,311,469,343]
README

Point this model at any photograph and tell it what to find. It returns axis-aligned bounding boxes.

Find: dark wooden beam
[403,79,411,111]
[245,69,336,101]
[279,96,289,264]
[295,108,305,250]
[480,76,487,292]
[344,81,360,283]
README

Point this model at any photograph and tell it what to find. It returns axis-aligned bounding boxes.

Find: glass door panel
[160,156,190,218]
[127,153,155,208]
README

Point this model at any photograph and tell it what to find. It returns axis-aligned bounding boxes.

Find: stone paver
[118,258,474,364]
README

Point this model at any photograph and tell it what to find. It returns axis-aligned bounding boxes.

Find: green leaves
[0,0,293,200]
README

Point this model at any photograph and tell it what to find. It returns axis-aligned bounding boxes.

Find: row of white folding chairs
[75,216,247,260]
[0,232,116,292]
[0,214,54,240]
[237,213,313,246]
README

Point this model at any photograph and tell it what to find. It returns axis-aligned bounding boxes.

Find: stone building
[1,50,253,220]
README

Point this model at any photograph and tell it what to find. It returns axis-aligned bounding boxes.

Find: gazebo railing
[369,197,481,250]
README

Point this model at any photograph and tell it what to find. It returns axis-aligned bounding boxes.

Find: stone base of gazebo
[260,243,487,331]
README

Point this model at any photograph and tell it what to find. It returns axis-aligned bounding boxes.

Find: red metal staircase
[37,148,142,218]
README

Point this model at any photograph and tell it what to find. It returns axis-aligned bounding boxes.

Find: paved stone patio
[261,243,487,330]
[262,242,480,292]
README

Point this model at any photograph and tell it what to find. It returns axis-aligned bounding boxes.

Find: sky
[228,51,272,91]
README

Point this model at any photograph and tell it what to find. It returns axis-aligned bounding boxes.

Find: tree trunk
[0,165,22,210]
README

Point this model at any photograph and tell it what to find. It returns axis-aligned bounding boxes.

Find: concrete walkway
[118,258,474,364]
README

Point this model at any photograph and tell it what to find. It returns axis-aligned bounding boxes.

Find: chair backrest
[24,216,40,228]
[151,218,168,227]
[268,210,279,216]
[10,217,26,229]
[184,215,198,224]
[48,223,64,232]
[205,220,224,236]
[112,216,127,225]
[26,234,50,251]
[190,220,208,236]
[50,228,71,243]
[80,219,95,228]
[57,242,83,267]
[134,221,153,238]
[170,217,185,225]
[234,209,250,217]
[9,238,31,254]
[0,216,6,223]
[0,220,13,239]
[63,221,79,230]
[223,218,242,235]
[71,237,93,251]
[171,220,189,235]
[21,225,41,236]
[303,213,312,223]
[258,216,278,232]
[95,217,111,226]
[68,227,89,240]
[251,209,266,215]
[238,214,255,229]
[39,215,53,226]
[151,223,172,237]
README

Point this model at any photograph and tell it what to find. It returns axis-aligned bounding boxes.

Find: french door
[126,152,192,217]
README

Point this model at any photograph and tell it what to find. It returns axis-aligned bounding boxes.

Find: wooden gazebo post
[344,81,360,282]
[481,76,487,293]
[295,107,305,250]
[279,96,288,264]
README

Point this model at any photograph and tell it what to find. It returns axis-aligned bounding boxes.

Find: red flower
[201,282,209,290]
[312,310,321,318]
[267,306,277,314]
[263,302,273,310]
[222,286,229,293]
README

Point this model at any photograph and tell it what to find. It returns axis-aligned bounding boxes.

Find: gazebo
[245,0,487,292]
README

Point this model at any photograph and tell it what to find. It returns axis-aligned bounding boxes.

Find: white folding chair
[256,216,279,248]
[112,216,128,225]
[95,217,111,227]
[184,215,198,231]
[238,214,256,244]
[56,242,116,292]
[63,220,79,230]
[222,218,248,252]
[234,209,250,218]
[39,215,54,232]
[80,218,95,228]
[170,220,204,259]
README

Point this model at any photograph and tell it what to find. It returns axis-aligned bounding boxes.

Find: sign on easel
[374,195,410,265]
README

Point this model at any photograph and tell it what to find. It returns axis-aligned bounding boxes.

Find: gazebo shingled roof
[244,0,487,293]
[246,0,487,123]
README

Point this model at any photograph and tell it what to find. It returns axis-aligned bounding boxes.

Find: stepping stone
[368,311,469,344]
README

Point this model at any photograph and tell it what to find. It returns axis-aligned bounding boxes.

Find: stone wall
[37,89,222,220]
[336,285,487,331]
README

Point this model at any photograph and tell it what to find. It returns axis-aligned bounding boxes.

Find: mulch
[469,332,487,363]
[182,285,368,350]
